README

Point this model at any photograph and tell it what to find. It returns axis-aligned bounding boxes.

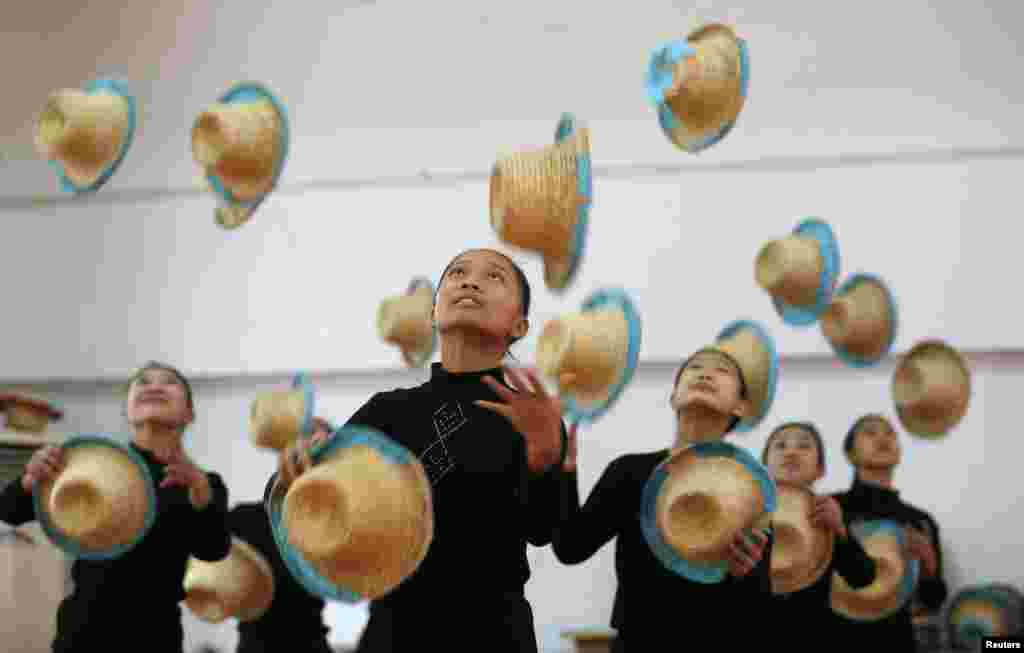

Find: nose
[459,280,481,291]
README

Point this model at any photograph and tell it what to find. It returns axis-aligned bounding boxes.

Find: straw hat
[830,519,920,621]
[561,628,618,653]
[820,274,898,367]
[769,484,834,595]
[646,23,750,153]
[192,82,290,229]
[250,373,316,451]
[33,435,157,560]
[266,425,433,602]
[641,441,776,583]
[0,392,63,434]
[945,585,1024,649]
[892,340,970,439]
[35,78,136,194]
[536,287,642,423]
[377,277,437,368]
[490,113,592,291]
[710,320,779,432]
[183,537,275,623]
[755,219,841,327]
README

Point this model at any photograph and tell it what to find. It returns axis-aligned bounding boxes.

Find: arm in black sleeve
[833,531,877,589]
[551,455,632,564]
[0,477,36,526]
[190,472,232,561]
[523,422,568,546]
[915,514,948,610]
[730,528,775,598]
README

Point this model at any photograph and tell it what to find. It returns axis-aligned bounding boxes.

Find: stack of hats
[0,391,63,486]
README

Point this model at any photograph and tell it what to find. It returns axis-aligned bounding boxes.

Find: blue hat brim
[716,319,779,432]
[290,372,316,438]
[400,277,438,368]
[33,434,157,560]
[548,113,591,291]
[832,519,920,621]
[266,425,424,603]
[48,79,137,194]
[205,83,290,224]
[825,274,899,368]
[640,440,776,583]
[771,219,841,327]
[946,586,1022,648]
[648,36,750,154]
[560,288,642,423]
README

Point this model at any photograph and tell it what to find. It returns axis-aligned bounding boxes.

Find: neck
[439,330,507,374]
[674,403,732,447]
[133,421,185,455]
[856,466,894,488]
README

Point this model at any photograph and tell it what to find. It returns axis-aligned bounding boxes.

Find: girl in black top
[0,361,231,653]
[268,249,567,653]
[830,413,948,651]
[761,421,876,645]
[552,347,773,652]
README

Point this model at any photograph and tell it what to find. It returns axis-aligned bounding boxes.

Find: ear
[511,316,528,341]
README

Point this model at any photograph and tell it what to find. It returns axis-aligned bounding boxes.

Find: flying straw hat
[641,440,776,584]
[830,519,920,621]
[820,274,898,367]
[32,435,157,560]
[892,340,970,439]
[0,392,63,434]
[769,483,834,595]
[192,82,290,229]
[34,78,136,194]
[536,287,642,424]
[377,277,437,368]
[755,218,841,327]
[183,537,275,623]
[645,23,750,153]
[490,113,592,292]
[945,585,1024,650]
[710,319,779,432]
[250,373,316,451]
[561,628,618,653]
[266,425,433,603]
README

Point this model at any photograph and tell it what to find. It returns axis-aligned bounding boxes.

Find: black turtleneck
[830,477,948,651]
[263,363,567,653]
[552,449,775,651]
[0,442,231,653]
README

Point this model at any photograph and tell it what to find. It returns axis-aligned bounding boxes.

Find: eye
[489,270,504,281]
[449,266,464,277]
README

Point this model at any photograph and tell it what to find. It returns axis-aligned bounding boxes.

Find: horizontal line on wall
[7,348,1024,391]
[1,144,1022,210]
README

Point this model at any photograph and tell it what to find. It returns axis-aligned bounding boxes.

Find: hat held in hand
[33,435,157,560]
[192,82,289,229]
[770,483,834,594]
[646,23,750,153]
[268,425,433,603]
[537,288,641,423]
[892,340,970,438]
[830,519,920,621]
[250,373,316,451]
[755,218,841,326]
[377,277,437,368]
[35,78,136,193]
[183,537,275,623]
[490,113,592,291]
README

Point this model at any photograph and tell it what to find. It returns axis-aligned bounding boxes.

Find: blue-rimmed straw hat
[377,277,437,368]
[830,519,920,621]
[756,219,841,327]
[183,536,276,623]
[821,274,898,367]
[250,373,316,451]
[892,339,971,439]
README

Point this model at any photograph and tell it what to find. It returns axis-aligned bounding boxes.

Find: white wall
[16,351,1023,652]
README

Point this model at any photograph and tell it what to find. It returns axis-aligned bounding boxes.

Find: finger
[474,400,513,420]
[522,368,548,398]
[558,372,577,390]
[481,376,517,402]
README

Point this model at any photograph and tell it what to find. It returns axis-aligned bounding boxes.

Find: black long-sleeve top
[263,363,566,648]
[552,449,775,651]
[770,510,877,650]
[229,502,330,652]
[0,442,231,653]
[830,477,948,651]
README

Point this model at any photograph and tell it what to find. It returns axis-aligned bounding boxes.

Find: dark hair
[437,249,532,349]
[762,421,826,472]
[673,347,748,434]
[127,361,194,411]
[842,413,891,455]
